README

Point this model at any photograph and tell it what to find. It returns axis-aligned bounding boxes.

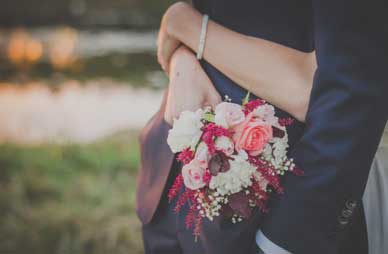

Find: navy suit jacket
[193,0,388,253]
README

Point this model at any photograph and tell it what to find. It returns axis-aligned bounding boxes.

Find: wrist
[169,46,197,77]
[165,2,202,51]
[173,46,195,61]
[165,2,191,37]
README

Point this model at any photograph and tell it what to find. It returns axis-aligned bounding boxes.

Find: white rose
[167,109,204,153]
[214,102,245,128]
[209,151,256,195]
[215,136,235,156]
[252,104,278,125]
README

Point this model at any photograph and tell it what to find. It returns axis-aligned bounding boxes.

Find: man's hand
[164,46,221,125]
[157,2,193,73]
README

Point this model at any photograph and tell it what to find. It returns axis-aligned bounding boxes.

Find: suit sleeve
[259,1,388,253]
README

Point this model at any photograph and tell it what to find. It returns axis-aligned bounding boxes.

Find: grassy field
[0,132,144,254]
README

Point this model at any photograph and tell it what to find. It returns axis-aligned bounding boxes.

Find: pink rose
[214,102,245,128]
[195,142,210,167]
[182,159,206,190]
[233,113,273,156]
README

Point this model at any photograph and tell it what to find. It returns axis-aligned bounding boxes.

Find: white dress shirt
[256,230,293,254]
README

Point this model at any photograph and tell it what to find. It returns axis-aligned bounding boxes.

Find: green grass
[0,132,144,254]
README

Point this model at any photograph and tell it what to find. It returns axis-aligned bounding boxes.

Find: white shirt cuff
[256,230,293,254]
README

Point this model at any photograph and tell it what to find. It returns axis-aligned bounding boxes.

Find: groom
[137,0,388,254]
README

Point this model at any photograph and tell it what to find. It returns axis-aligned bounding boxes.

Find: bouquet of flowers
[167,93,303,238]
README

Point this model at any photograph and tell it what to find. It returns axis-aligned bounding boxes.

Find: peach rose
[214,102,245,128]
[233,113,273,156]
[182,159,206,190]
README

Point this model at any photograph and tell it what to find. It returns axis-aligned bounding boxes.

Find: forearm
[166,3,316,122]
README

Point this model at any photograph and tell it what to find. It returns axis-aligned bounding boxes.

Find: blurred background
[0,1,180,253]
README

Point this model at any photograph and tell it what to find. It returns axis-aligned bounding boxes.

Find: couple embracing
[136,1,388,254]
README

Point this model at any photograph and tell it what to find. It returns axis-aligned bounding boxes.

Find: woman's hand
[164,46,221,125]
[157,2,194,73]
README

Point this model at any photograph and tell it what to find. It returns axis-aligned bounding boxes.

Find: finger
[203,97,217,109]
[156,38,169,72]
[164,111,173,125]
[163,42,181,73]
[206,91,222,109]
[161,55,172,75]
[157,52,168,74]
[157,50,163,66]
[164,63,170,75]
[164,96,176,125]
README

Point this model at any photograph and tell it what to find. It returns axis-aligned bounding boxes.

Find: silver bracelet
[197,14,209,60]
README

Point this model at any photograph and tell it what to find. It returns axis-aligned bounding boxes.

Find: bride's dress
[363,124,388,254]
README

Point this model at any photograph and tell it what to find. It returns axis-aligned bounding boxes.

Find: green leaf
[242,91,251,105]
[203,112,215,122]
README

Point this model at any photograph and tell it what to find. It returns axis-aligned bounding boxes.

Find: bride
[137,1,388,254]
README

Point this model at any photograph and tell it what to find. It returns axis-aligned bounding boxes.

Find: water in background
[0,26,167,144]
